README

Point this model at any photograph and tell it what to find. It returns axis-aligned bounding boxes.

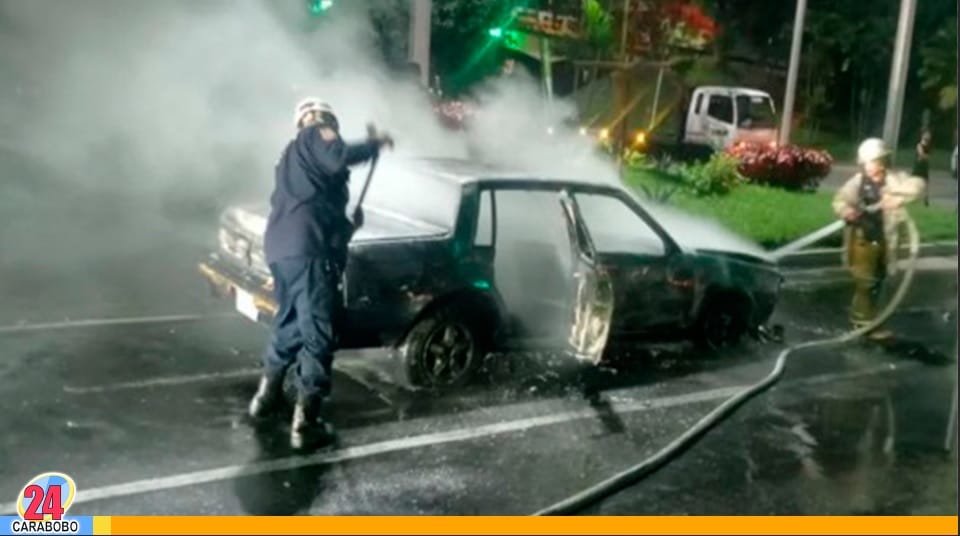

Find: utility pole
[619,0,630,59]
[882,0,918,162]
[541,37,554,104]
[408,0,432,87]
[779,0,807,145]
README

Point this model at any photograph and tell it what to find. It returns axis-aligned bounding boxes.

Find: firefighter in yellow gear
[832,138,926,340]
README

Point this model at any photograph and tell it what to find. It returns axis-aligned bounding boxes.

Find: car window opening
[573,193,666,257]
[492,189,575,339]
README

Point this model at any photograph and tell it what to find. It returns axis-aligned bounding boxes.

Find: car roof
[399,157,622,192]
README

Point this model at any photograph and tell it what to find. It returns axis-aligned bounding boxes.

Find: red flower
[726,142,833,190]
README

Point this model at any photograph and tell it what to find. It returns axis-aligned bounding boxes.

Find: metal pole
[408,0,432,87]
[541,36,554,104]
[649,64,665,129]
[945,336,958,453]
[779,0,807,145]
[882,0,918,162]
[620,0,630,59]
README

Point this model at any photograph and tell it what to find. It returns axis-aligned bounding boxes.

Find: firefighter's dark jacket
[264,125,379,267]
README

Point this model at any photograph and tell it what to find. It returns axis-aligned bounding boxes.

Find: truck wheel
[400,305,487,391]
[695,295,750,352]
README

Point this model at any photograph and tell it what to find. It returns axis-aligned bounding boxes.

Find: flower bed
[726,142,834,191]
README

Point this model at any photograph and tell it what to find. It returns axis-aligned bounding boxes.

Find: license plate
[234,288,259,322]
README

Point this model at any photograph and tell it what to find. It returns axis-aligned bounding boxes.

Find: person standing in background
[912,130,932,206]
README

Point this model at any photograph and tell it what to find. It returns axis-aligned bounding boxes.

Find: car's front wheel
[400,305,487,391]
[695,294,750,352]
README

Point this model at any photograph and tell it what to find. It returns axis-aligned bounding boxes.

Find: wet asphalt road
[1,148,957,516]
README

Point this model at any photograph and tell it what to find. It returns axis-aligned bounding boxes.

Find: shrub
[675,152,745,197]
[634,182,681,203]
[726,142,833,191]
[622,148,656,170]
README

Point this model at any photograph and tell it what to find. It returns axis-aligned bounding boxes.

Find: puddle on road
[730,370,956,515]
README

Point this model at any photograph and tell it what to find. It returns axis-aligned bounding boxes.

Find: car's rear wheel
[400,305,487,391]
[695,294,750,352]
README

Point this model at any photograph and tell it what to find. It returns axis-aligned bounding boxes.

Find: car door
[569,189,696,340]
[684,91,708,145]
[487,186,614,364]
[558,190,615,364]
[705,92,736,149]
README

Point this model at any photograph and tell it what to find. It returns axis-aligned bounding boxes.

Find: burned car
[199,158,782,390]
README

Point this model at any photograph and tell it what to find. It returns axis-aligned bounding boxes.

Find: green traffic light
[488,27,504,38]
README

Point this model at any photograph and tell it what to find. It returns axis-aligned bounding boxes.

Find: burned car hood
[223,204,447,244]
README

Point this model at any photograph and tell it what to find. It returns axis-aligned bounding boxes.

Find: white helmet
[293,97,334,128]
[857,137,891,164]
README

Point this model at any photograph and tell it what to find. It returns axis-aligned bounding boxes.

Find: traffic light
[488,27,504,38]
[307,0,333,15]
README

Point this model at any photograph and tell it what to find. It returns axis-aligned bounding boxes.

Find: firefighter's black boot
[247,374,283,420]
[290,396,335,451]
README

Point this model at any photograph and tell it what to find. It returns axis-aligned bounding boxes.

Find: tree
[789,0,899,140]
[919,17,958,112]
[580,0,614,57]
[430,0,515,95]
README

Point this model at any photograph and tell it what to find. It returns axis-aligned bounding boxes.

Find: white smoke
[1,0,763,268]
[0,0,615,206]
[0,1,459,201]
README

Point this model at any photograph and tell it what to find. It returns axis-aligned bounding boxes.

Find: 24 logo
[11,472,80,535]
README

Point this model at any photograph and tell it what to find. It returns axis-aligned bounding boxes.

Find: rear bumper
[198,254,277,320]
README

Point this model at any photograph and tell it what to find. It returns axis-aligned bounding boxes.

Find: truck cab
[683,87,778,150]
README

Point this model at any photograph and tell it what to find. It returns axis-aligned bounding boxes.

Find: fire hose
[532,205,921,516]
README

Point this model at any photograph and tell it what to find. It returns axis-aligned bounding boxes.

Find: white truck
[587,84,781,161]
[679,86,779,150]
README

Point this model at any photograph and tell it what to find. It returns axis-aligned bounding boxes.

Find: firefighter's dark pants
[847,229,887,328]
[262,257,342,402]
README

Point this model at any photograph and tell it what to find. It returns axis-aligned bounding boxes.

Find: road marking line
[0,313,234,334]
[63,361,393,395]
[0,385,746,513]
[1,363,905,512]
[63,368,261,394]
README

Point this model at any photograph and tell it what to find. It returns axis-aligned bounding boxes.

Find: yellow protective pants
[847,229,887,328]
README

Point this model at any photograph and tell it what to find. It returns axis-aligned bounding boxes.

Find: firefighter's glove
[352,207,364,230]
[841,206,860,223]
[366,123,395,151]
[375,132,395,150]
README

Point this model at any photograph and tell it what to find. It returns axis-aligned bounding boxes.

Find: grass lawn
[625,169,959,249]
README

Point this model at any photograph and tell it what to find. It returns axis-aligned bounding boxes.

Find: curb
[777,241,958,269]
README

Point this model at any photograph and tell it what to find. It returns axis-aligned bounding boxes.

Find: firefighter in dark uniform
[248,98,393,450]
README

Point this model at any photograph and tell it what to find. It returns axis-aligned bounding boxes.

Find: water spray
[769,199,888,261]
[769,220,847,260]
[533,208,922,515]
